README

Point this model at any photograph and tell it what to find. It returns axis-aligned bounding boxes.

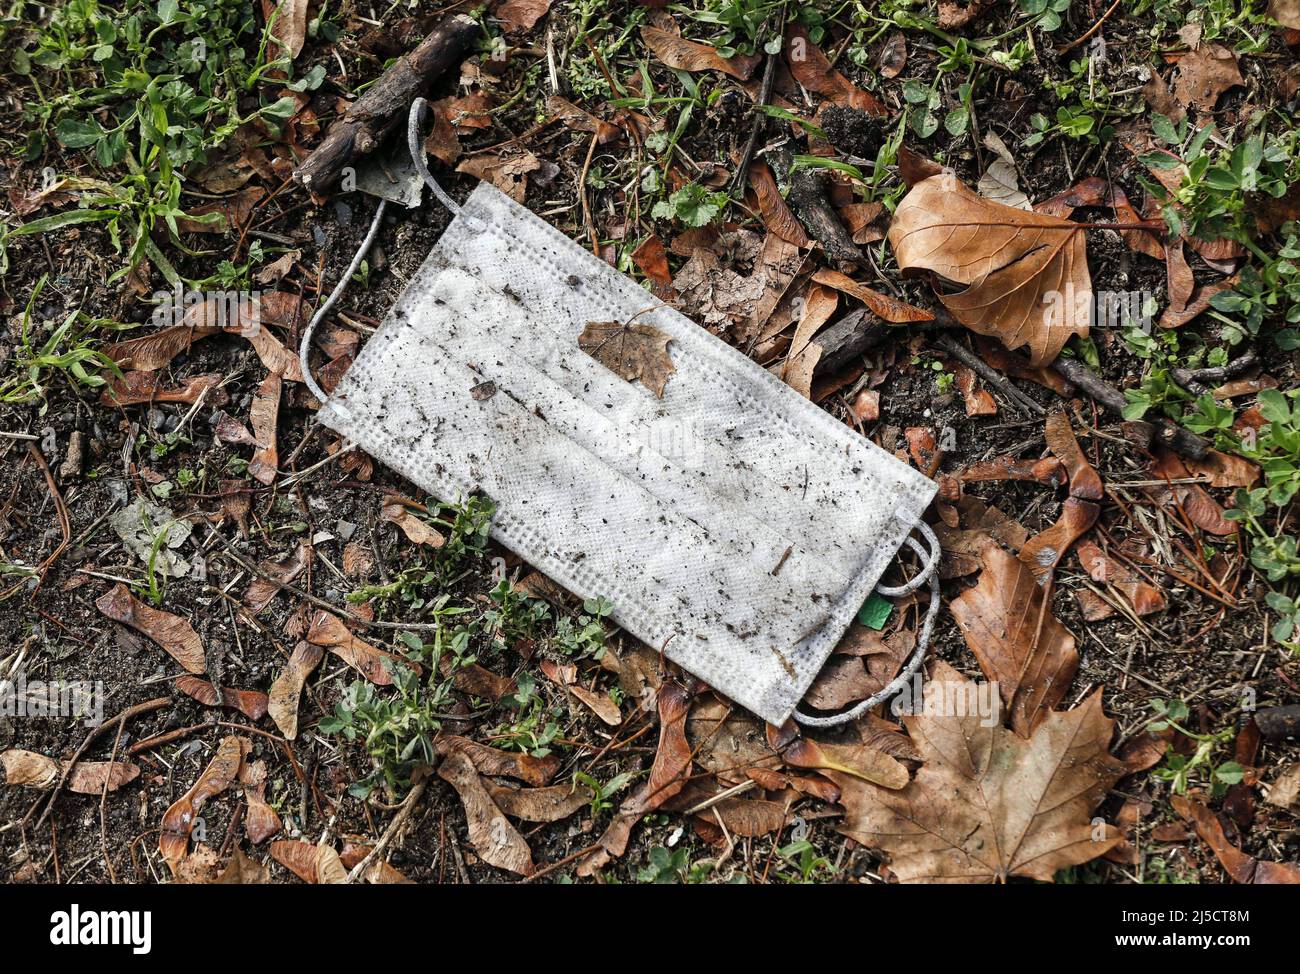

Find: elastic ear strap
[408,98,465,217]
[793,523,942,729]
[298,196,389,405]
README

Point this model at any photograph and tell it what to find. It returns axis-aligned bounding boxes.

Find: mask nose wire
[793,520,942,729]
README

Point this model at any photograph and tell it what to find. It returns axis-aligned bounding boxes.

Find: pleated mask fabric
[317,181,937,725]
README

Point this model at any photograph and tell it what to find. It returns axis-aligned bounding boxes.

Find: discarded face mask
[300,100,939,727]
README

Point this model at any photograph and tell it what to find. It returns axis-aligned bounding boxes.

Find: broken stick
[293,13,479,194]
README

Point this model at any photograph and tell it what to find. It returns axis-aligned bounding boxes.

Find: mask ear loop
[793,520,941,728]
[298,96,473,405]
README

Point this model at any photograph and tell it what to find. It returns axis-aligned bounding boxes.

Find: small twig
[30,697,171,832]
[935,334,1046,416]
[346,777,428,883]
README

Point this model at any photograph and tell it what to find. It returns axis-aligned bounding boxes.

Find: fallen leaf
[436,736,559,786]
[977,132,1030,211]
[578,683,693,876]
[781,734,909,790]
[175,676,269,720]
[932,496,1028,578]
[243,542,311,615]
[101,372,226,408]
[268,641,324,740]
[1182,448,1260,488]
[1018,496,1100,584]
[267,0,308,59]
[457,151,542,204]
[1076,542,1168,617]
[159,736,246,874]
[382,498,446,547]
[496,0,552,33]
[269,839,318,882]
[879,30,907,78]
[1173,44,1243,110]
[241,759,282,844]
[631,235,674,287]
[176,185,265,234]
[958,455,1064,486]
[1173,794,1300,883]
[1266,764,1300,809]
[955,366,997,416]
[1044,410,1104,499]
[545,94,619,144]
[748,161,811,247]
[212,849,270,884]
[784,25,885,114]
[306,611,416,686]
[104,324,218,372]
[838,661,1123,882]
[96,583,206,674]
[950,546,1080,736]
[247,371,281,486]
[811,268,934,322]
[486,780,595,822]
[641,25,759,80]
[1148,449,1237,536]
[579,319,676,397]
[937,0,993,29]
[1,749,138,793]
[443,657,515,703]
[889,172,1091,365]
[439,747,535,875]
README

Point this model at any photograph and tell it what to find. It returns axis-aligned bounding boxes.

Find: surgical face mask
[302,100,938,727]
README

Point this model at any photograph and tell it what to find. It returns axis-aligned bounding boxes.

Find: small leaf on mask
[579,320,677,398]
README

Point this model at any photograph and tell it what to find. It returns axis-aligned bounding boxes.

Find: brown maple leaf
[837,661,1123,882]
[888,172,1092,365]
[579,318,677,398]
[949,546,1080,737]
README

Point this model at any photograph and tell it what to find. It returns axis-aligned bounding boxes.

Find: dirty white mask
[301,100,939,727]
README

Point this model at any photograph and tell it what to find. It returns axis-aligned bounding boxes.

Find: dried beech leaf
[96,583,206,674]
[838,661,1123,882]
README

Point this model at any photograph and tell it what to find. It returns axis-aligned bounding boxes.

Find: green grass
[0,0,321,278]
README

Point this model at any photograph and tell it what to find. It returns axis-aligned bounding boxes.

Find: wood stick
[293,14,479,194]
[769,146,864,267]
